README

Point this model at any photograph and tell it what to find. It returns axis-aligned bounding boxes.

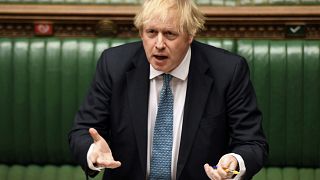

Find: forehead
[143,11,182,32]
[144,18,178,30]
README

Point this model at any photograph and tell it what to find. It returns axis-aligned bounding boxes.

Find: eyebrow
[145,26,178,32]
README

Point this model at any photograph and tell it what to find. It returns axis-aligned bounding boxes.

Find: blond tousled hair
[134,0,205,36]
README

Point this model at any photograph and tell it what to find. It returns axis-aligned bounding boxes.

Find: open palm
[89,128,121,169]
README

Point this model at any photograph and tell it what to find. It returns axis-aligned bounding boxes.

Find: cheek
[142,42,153,56]
[174,47,187,59]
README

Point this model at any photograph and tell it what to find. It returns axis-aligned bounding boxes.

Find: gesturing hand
[88,128,121,169]
[204,154,238,180]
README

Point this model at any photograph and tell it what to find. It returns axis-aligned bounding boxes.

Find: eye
[145,29,157,38]
[164,31,178,40]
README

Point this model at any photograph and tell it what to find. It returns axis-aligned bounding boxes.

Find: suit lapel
[126,49,149,178]
[177,43,214,179]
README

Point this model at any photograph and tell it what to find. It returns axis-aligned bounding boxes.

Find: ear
[188,35,194,44]
[139,29,144,39]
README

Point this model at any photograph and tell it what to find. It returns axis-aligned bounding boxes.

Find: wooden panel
[0,5,320,38]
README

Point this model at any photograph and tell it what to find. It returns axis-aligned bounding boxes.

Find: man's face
[140,13,193,73]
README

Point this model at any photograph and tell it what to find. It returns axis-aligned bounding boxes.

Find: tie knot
[162,74,172,86]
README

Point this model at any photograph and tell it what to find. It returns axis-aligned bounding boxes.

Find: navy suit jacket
[68,40,268,180]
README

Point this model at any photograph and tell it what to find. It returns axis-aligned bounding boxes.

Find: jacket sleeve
[226,57,269,179]
[68,50,112,177]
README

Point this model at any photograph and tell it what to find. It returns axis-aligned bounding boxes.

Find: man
[68,0,268,179]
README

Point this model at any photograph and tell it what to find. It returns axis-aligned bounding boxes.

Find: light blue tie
[150,74,173,180]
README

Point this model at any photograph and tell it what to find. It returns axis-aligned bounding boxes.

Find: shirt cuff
[87,143,105,171]
[228,153,246,180]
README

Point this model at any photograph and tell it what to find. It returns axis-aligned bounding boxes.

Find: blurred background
[0,0,319,179]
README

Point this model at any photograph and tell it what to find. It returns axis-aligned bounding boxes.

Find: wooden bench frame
[0,5,320,39]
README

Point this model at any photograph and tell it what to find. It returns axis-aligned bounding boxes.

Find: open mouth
[154,55,168,60]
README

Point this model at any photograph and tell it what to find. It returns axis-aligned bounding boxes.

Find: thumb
[89,128,102,142]
[228,160,238,171]
[220,155,238,170]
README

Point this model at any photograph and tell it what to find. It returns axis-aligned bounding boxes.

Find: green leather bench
[0,165,319,180]
[0,164,103,180]
[236,40,320,179]
[0,38,319,179]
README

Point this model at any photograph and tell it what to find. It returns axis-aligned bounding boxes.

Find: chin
[154,66,168,72]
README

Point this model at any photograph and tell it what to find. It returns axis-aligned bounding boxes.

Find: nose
[155,33,165,50]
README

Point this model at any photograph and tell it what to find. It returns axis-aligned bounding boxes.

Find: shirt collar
[149,47,191,81]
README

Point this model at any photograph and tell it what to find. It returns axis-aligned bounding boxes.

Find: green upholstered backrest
[0,38,234,165]
[253,167,320,180]
[0,38,117,164]
[0,165,319,180]
[237,40,320,167]
[1,38,320,169]
[0,164,103,180]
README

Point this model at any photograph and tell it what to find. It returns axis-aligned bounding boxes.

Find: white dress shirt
[147,47,191,180]
[87,47,246,180]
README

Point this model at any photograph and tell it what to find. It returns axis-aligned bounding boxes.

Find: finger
[203,164,215,180]
[89,150,99,164]
[219,157,230,169]
[106,161,121,169]
[219,155,238,178]
[96,157,121,169]
[216,164,228,179]
[204,164,224,180]
[228,160,238,172]
[89,128,101,142]
[220,155,238,173]
[212,166,223,180]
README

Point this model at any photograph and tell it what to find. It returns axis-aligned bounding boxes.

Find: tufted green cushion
[237,40,320,167]
[0,165,103,180]
[253,167,320,180]
[0,38,319,175]
[0,164,9,179]
[0,38,236,165]
[0,165,319,180]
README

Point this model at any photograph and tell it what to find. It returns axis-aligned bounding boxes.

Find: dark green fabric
[0,164,9,179]
[0,38,320,172]
[253,168,266,180]
[286,41,304,166]
[3,164,320,180]
[56,165,74,180]
[45,39,63,163]
[302,41,320,167]
[299,168,314,179]
[13,39,31,164]
[266,167,282,180]
[282,167,299,180]
[252,167,320,180]
[61,40,79,163]
[268,41,287,166]
[196,38,236,52]
[25,165,42,180]
[0,39,14,164]
[40,165,57,180]
[251,41,270,140]
[206,38,235,52]
[237,40,320,167]
[29,40,47,164]
[77,39,96,104]
[109,38,128,48]
[94,39,110,65]
[0,165,104,180]
[316,169,320,179]
[7,165,25,180]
